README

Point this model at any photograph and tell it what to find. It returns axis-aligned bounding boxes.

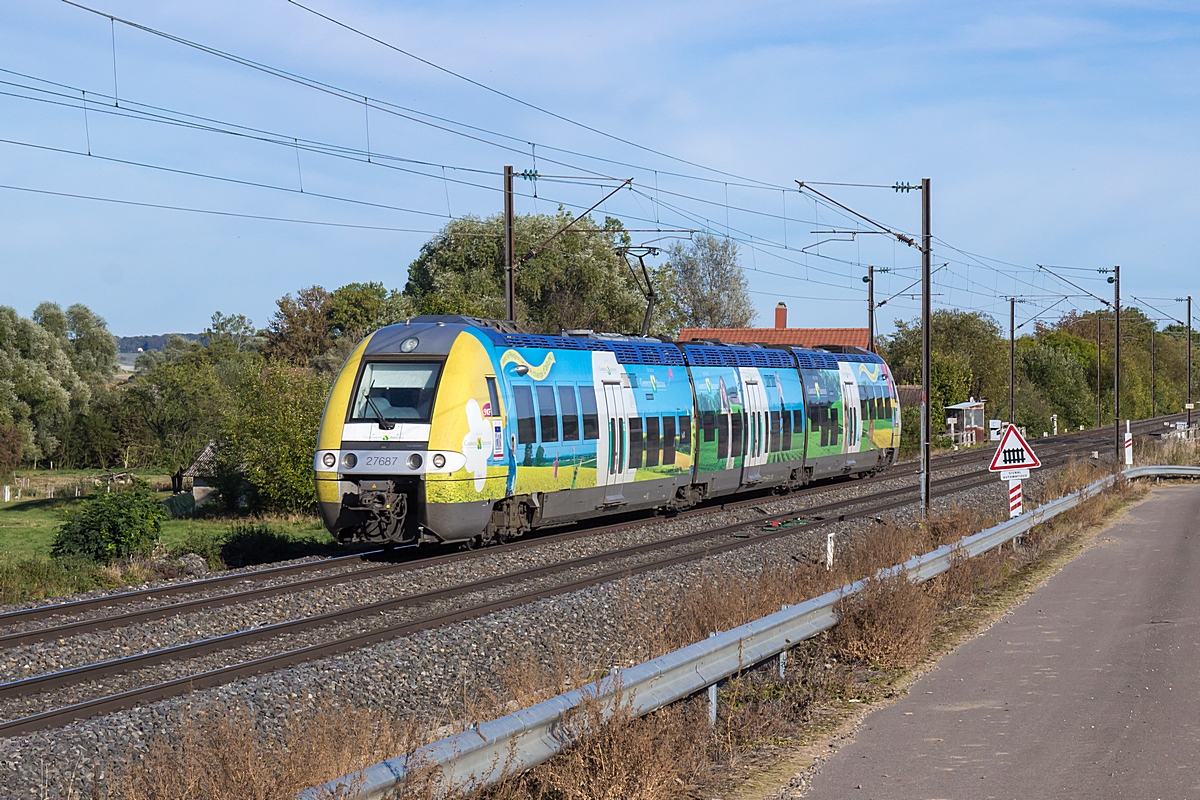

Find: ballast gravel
[0,458,1080,798]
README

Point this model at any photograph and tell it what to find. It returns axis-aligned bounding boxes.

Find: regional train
[313,315,901,546]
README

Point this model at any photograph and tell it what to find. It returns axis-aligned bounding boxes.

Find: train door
[739,368,769,484]
[838,362,862,453]
[597,379,634,498]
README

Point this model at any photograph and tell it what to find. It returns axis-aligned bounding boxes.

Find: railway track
[0,417,1170,737]
[5,413,1173,637]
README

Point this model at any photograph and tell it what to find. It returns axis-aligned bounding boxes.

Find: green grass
[0,469,339,604]
[0,496,328,559]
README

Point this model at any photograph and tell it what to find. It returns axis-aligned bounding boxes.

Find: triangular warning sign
[989,425,1041,471]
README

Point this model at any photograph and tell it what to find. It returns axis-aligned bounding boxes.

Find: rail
[305,464,1200,800]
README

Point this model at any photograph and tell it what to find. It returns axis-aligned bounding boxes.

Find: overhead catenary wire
[281,0,785,191]
[22,4,1184,333]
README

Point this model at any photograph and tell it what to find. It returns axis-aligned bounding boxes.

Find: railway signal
[989,424,1041,518]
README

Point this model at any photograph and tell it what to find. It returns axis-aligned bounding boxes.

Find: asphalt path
[805,483,1200,799]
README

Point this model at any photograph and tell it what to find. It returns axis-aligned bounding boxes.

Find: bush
[51,480,166,563]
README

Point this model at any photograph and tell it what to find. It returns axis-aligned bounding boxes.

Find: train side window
[646,416,660,468]
[663,415,676,464]
[486,377,501,417]
[579,386,599,440]
[717,413,729,460]
[782,407,792,452]
[536,385,559,443]
[702,410,716,442]
[678,415,691,447]
[559,386,580,441]
[514,386,537,445]
[770,410,781,452]
[792,409,804,438]
[628,417,644,469]
[830,407,841,444]
[608,419,616,474]
[731,411,744,458]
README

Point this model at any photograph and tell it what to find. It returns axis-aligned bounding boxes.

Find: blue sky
[2,1,1199,336]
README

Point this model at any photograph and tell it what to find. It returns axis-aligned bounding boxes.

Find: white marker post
[990,425,1041,521]
[1124,420,1133,466]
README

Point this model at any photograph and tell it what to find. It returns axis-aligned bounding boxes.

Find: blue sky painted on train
[2,1,1200,336]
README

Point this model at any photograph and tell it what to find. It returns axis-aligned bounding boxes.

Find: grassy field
[0,488,330,560]
[0,469,338,604]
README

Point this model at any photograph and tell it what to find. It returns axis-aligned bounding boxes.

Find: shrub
[51,480,165,563]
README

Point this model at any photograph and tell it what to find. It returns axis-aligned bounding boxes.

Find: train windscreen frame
[349,362,442,424]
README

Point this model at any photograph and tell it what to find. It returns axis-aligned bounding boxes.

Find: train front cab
[314,320,502,546]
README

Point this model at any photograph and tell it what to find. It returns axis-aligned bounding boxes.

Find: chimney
[774,302,787,330]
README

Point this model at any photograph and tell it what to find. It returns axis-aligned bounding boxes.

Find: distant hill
[115,333,204,353]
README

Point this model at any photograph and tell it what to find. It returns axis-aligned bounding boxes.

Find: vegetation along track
[0,417,1175,736]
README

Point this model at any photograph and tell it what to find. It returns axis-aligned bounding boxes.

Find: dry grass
[830,574,939,669]
[1136,435,1200,467]
[107,702,434,800]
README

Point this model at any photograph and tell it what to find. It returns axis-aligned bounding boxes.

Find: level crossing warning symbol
[988,424,1042,472]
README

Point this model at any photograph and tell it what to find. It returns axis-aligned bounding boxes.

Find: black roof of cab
[363,317,475,357]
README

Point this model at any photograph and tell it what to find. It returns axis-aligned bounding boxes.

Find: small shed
[945,399,986,445]
[183,441,220,509]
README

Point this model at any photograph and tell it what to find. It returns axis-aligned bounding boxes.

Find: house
[678,302,872,351]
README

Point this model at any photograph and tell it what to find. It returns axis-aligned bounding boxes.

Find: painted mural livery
[420,328,898,505]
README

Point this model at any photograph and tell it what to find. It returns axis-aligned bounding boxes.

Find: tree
[1020,339,1093,429]
[33,302,117,388]
[204,311,261,353]
[653,234,755,335]
[0,305,87,464]
[263,286,332,366]
[220,365,331,511]
[882,310,1007,417]
[404,212,645,334]
[0,423,21,481]
[123,358,228,472]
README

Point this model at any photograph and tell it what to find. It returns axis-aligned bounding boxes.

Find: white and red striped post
[1009,479,1023,518]
[1124,419,1133,466]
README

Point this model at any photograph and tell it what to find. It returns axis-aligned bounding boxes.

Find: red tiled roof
[677,327,871,349]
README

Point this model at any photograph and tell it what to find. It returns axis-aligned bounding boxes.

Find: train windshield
[350,362,441,424]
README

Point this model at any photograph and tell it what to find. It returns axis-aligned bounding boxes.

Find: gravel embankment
[0,461,1067,798]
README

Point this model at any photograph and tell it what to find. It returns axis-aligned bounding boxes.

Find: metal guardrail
[305,465,1200,800]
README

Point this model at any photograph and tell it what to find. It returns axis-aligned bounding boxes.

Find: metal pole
[1113,265,1121,463]
[1188,296,1193,430]
[867,264,875,353]
[1096,310,1102,429]
[1151,326,1156,418]
[920,178,931,516]
[504,165,515,322]
[1009,297,1015,427]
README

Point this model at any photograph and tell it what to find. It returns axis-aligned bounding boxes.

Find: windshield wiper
[365,382,396,430]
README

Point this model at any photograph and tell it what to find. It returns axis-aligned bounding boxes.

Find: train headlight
[432,453,446,468]
[407,453,423,470]
[322,452,336,468]
[342,453,358,468]
[400,337,419,353]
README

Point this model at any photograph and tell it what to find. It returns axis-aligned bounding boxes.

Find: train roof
[366,315,886,370]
